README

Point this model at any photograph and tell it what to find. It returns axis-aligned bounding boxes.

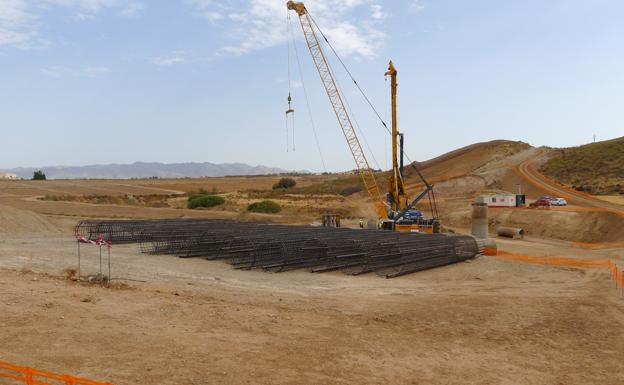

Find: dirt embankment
[400,141,624,244]
[442,205,624,243]
[490,209,624,243]
[540,136,624,195]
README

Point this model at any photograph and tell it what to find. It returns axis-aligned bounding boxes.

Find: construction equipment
[285,92,295,152]
[75,219,479,278]
[286,1,440,232]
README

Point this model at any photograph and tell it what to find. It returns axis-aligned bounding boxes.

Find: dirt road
[515,151,624,215]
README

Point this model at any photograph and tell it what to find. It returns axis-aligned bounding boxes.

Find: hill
[539,137,624,195]
[291,140,534,198]
[407,140,531,181]
[1,162,294,180]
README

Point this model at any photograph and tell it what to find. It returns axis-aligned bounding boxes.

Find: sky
[0,0,622,172]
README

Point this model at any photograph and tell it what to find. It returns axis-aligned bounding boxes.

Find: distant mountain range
[2,162,297,179]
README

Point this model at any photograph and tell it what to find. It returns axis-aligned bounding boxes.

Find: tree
[272,177,296,190]
[33,170,46,180]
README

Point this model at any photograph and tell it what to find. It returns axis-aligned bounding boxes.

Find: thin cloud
[40,65,110,78]
[119,2,145,18]
[370,4,386,20]
[40,66,65,78]
[0,0,146,48]
[43,0,146,18]
[410,0,425,13]
[152,53,185,66]
[203,11,224,23]
[0,0,33,47]
[0,28,31,46]
[192,0,387,58]
[84,66,109,77]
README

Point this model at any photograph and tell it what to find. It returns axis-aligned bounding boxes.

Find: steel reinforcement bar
[74,219,479,278]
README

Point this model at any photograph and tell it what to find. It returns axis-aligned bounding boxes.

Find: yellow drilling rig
[287,1,440,233]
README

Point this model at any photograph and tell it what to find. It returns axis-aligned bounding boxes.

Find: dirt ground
[1,144,624,384]
[1,212,624,385]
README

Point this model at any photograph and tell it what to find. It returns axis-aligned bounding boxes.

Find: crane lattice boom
[287,1,387,219]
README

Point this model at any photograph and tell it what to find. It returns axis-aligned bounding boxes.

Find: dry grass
[540,136,624,195]
[0,175,350,222]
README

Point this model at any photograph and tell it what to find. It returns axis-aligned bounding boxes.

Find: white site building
[482,193,526,208]
[0,172,18,180]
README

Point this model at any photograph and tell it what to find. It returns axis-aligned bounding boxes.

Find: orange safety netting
[494,250,610,268]
[608,261,624,289]
[571,241,624,250]
[495,252,624,291]
[0,361,113,385]
[482,247,498,256]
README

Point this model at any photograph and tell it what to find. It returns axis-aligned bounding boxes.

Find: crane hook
[286,92,294,115]
[285,92,295,152]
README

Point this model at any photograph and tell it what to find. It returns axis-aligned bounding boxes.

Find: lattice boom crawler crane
[287,1,440,233]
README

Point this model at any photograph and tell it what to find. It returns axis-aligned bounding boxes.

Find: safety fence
[609,260,624,292]
[572,241,624,250]
[494,251,610,269]
[494,251,624,297]
[0,361,113,385]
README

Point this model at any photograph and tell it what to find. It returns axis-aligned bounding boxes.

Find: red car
[529,198,551,209]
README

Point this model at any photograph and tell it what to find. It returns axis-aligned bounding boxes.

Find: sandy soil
[1,143,623,384]
[1,213,624,385]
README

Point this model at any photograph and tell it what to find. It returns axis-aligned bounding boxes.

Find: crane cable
[307,11,438,218]
[286,16,290,152]
[288,11,329,175]
[302,13,383,172]
[308,13,391,136]
[333,67,383,171]
[286,13,295,152]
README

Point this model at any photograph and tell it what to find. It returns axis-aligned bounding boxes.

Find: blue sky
[1,0,622,172]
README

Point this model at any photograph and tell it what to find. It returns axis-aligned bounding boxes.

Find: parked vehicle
[529,198,551,209]
[551,198,567,206]
[537,196,567,206]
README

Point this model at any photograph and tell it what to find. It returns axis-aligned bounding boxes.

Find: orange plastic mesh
[0,361,113,385]
[482,247,498,256]
[571,241,624,250]
[494,250,610,269]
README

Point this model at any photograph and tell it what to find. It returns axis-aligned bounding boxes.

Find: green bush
[33,170,46,180]
[187,194,225,209]
[247,200,282,213]
[272,177,296,190]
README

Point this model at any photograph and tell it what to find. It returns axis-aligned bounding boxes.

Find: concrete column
[471,199,488,239]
